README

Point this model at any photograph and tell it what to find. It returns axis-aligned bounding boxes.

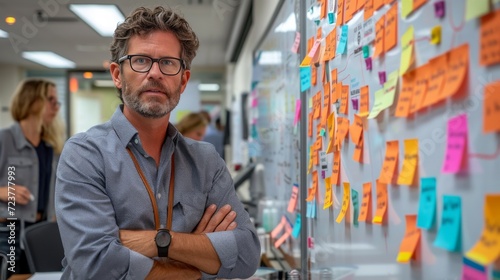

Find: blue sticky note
[337,25,348,55]
[300,66,311,92]
[292,214,301,238]
[306,201,313,218]
[352,189,359,227]
[319,128,326,136]
[434,195,462,251]
[493,270,500,280]
[311,199,317,218]
[417,177,437,229]
[328,12,335,24]
[362,45,370,58]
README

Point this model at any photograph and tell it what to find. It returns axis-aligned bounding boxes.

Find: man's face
[110,30,190,119]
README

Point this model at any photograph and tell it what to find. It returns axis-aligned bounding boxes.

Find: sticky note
[293,99,301,126]
[367,88,386,119]
[351,98,359,111]
[328,12,335,24]
[274,219,292,248]
[442,114,468,173]
[379,140,399,184]
[364,0,374,20]
[373,180,388,224]
[337,0,345,26]
[365,57,373,70]
[397,214,421,262]
[306,170,318,202]
[335,117,350,148]
[378,71,387,84]
[441,44,469,99]
[287,184,299,213]
[465,194,500,265]
[409,65,430,114]
[352,189,359,227]
[359,85,370,116]
[402,0,413,19]
[397,139,419,186]
[434,1,445,18]
[332,152,341,185]
[422,54,446,107]
[291,32,300,53]
[368,70,399,119]
[292,213,301,238]
[480,10,500,66]
[337,25,349,55]
[465,0,490,21]
[358,182,372,222]
[431,25,442,45]
[336,183,351,223]
[300,66,311,92]
[416,177,437,229]
[434,195,462,251]
[350,114,364,145]
[324,177,333,209]
[400,25,414,75]
[362,45,370,58]
[384,3,398,52]
[462,257,488,280]
[339,85,349,115]
[395,72,415,118]
[353,135,363,163]
[483,81,500,133]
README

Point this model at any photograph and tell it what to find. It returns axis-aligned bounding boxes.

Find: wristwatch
[155,229,171,258]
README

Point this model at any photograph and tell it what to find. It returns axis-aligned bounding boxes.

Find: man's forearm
[146,259,201,280]
[169,231,221,274]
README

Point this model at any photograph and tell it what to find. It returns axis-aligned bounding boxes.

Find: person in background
[0,79,65,275]
[175,112,208,141]
[55,6,260,279]
[201,111,225,159]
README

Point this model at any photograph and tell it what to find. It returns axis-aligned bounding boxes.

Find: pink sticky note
[379,71,387,84]
[307,236,315,249]
[287,185,299,213]
[293,99,301,126]
[251,97,258,108]
[442,114,468,173]
[274,222,292,248]
[461,264,487,280]
[434,1,445,18]
[270,216,287,239]
[307,39,321,58]
[351,98,359,110]
[291,32,301,53]
[365,57,372,70]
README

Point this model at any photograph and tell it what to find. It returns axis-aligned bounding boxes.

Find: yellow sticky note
[307,146,313,174]
[431,25,441,45]
[323,177,333,209]
[465,195,500,265]
[397,139,419,186]
[336,183,351,223]
[400,26,414,75]
[368,70,399,119]
[367,89,387,119]
[465,0,490,21]
[401,0,413,18]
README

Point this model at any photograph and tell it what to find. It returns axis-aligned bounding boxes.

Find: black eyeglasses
[118,55,185,76]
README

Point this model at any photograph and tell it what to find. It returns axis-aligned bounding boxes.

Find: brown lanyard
[126,147,175,230]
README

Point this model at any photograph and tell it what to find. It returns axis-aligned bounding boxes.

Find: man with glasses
[55,6,260,280]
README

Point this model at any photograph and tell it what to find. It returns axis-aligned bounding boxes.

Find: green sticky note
[362,45,370,58]
[328,12,335,24]
[319,128,326,136]
[465,0,489,21]
[352,189,359,227]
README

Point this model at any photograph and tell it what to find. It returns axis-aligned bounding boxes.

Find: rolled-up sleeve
[55,137,152,279]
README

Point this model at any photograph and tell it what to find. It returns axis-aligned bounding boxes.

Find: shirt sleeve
[203,154,261,279]
[55,138,153,279]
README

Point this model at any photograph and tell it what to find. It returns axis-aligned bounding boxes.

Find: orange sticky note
[422,54,447,108]
[373,180,388,224]
[359,85,370,116]
[344,0,356,23]
[325,29,337,61]
[397,139,419,186]
[384,3,398,52]
[357,0,365,10]
[353,135,364,163]
[358,182,372,222]
[336,182,351,223]
[374,16,385,58]
[308,146,313,174]
[396,214,421,262]
[395,72,416,118]
[340,84,350,115]
[373,0,384,10]
[331,68,338,85]
[484,81,500,133]
[308,112,313,138]
[364,0,374,20]
[327,111,336,138]
[409,65,430,114]
[379,140,399,184]
[350,114,364,144]
[465,194,500,265]
[323,177,333,209]
[307,170,319,202]
[441,44,469,99]
[287,185,299,213]
[332,152,341,185]
[413,0,427,11]
[337,0,345,26]
[312,66,318,86]
[336,117,350,148]
[480,9,500,66]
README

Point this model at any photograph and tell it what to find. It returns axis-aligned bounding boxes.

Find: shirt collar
[11,122,32,150]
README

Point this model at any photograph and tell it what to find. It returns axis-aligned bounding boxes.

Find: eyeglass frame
[118,54,186,76]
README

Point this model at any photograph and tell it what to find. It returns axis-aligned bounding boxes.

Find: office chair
[0,251,7,280]
[22,221,64,273]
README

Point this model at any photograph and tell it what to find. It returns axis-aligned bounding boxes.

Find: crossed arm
[119,204,237,279]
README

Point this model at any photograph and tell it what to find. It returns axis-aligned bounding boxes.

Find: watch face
[156,231,171,247]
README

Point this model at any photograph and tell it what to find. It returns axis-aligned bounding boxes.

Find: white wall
[0,65,25,128]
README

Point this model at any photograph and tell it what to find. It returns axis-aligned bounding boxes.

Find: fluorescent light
[69,4,124,37]
[198,83,220,91]
[0,29,8,38]
[22,51,76,68]
[258,51,282,65]
[93,80,116,87]
[274,13,296,33]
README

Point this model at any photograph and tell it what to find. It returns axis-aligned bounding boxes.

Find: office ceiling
[0,0,245,83]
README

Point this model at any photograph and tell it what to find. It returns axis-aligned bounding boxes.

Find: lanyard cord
[126,147,175,230]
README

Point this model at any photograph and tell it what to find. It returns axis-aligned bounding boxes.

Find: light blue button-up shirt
[55,106,260,279]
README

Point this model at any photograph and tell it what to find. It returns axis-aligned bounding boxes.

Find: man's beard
[122,80,181,119]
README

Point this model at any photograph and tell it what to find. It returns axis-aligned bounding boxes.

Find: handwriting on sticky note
[358,182,372,222]
[336,183,351,223]
[400,25,414,75]
[483,82,500,133]
[337,25,349,55]
[300,67,311,92]
[374,16,385,57]
[442,114,468,173]
[480,10,500,66]
[384,3,398,52]
[422,54,446,107]
[441,44,469,99]
[465,194,500,266]
[373,181,388,224]
[359,85,370,116]
[324,177,333,209]
[397,139,419,186]
[306,170,318,202]
[395,72,415,118]
[434,195,462,251]
[397,214,421,262]
[287,184,299,213]
[416,177,437,229]
[379,140,399,184]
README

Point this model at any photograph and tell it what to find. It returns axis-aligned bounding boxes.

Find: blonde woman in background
[0,79,65,275]
[175,112,208,141]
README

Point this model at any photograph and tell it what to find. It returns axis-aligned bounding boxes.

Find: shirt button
[157,193,162,199]
[160,224,165,228]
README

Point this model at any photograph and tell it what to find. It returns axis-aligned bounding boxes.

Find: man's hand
[0,185,32,205]
[146,259,201,280]
[193,204,237,234]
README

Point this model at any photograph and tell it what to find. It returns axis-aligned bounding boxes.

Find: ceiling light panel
[69,4,124,37]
